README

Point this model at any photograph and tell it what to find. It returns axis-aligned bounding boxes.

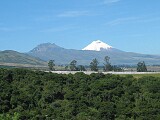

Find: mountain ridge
[30,43,63,53]
[28,41,160,65]
[0,50,47,66]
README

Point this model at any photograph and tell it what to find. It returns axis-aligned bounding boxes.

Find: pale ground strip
[49,71,160,75]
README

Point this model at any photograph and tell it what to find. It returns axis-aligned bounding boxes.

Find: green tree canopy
[69,60,77,71]
[103,56,112,71]
[77,65,86,71]
[48,60,55,71]
[0,68,160,119]
[90,58,99,71]
[137,61,147,72]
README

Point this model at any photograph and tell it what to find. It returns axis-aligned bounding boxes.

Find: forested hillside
[0,69,160,120]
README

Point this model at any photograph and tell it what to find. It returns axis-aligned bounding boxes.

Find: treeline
[0,68,160,120]
[48,56,123,72]
[48,56,148,72]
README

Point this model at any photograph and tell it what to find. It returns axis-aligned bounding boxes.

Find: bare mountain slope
[0,50,47,66]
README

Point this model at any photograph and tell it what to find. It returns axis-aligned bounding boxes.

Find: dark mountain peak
[37,43,60,48]
[30,43,63,53]
[38,42,55,46]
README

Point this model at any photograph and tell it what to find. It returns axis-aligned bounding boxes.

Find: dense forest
[0,68,160,120]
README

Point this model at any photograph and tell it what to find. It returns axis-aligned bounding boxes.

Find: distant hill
[28,42,160,65]
[0,50,47,67]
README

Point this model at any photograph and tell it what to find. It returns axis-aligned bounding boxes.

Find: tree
[65,65,69,71]
[137,61,147,72]
[70,60,77,71]
[90,58,99,71]
[112,65,123,72]
[0,68,160,119]
[77,65,86,71]
[0,113,20,120]
[48,60,55,71]
[103,56,112,71]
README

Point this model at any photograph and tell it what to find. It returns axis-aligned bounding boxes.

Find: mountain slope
[28,42,160,65]
[0,50,47,66]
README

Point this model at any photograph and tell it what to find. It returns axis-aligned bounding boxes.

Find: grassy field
[121,73,160,78]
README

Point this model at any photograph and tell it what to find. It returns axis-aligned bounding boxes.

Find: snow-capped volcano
[82,40,112,51]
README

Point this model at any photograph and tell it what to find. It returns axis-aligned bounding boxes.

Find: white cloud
[103,0,121,4]
[58,11,90,17]
[106,17,138,26]
[137,17,160,23]
[106,16,160,26]
[41,25,76,33]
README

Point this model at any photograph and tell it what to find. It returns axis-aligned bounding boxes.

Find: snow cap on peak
[82,40,112,51]
[94,40,102,43]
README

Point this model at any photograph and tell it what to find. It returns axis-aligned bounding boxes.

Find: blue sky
[0,0,160,54]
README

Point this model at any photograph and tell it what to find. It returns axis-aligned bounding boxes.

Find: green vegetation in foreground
[0,68,160,120]
[0,113,20,120]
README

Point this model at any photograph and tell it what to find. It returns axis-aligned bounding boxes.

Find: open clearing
[50,71,160,78]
